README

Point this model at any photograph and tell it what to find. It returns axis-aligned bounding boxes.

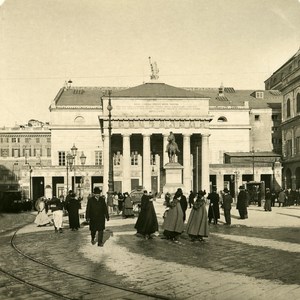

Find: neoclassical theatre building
[44,76,282,200]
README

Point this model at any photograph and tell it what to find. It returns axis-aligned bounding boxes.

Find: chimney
[67,79,72,89]
[218,83,224,96]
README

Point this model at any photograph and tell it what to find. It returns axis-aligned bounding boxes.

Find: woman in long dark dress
[134,190,158,239]
[186,190,208,242]
[66,193,81,230]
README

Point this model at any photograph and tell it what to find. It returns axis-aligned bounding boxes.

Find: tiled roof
[185,88,282,109]
[111,82,208,98]
[54,87,125,107]
[53,84,282,109]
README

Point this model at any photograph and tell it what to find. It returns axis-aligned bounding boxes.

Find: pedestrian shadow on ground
[276,212,300,219]
[103,229,114,245]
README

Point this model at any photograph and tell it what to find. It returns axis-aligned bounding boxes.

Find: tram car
[0,189,24,213]
[246,181,265,206]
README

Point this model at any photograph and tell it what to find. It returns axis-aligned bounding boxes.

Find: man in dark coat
[134,190,158,239]
[86,187,109,247]
[176,188,188,222]
[66,193,81,230]
[237,185,248,219]
[222,188,233,225]
[207,187,220,224]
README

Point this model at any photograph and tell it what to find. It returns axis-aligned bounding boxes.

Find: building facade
[0,78,283,202]
[0,120,51,200]
[265,47,300,189]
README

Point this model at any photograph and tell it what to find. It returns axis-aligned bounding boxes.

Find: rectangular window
[296,137,300,154]
[131,151,139,166]
[113,152,121,166]
[58,151,66,166]
[255,115,260,121]
[1,149,8,157]
[256,92,264,99]
[34,148,41,157]
[12,148,20,158]
[25,137,30,143]
[36,138,40,143]
[23,148,31,157]
[271,114,279,121]
[286,140,292,157]
[47,137,51,143]
[95,151,103,166]
[47,148,51,157]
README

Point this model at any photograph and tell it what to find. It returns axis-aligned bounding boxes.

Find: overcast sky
[1,0,300,126]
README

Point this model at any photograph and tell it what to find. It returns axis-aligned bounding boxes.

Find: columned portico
[143,134,151,191]
[122,134,131,192]
[201,134,210,192]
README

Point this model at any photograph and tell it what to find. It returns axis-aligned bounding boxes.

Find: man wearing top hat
[86,187,109,247]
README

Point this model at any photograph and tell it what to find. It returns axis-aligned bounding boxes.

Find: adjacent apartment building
[265,47,300,189]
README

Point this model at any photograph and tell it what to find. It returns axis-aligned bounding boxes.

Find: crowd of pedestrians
[32,183,300,248]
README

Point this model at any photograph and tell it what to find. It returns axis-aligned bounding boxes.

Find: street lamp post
[66,152,73,193]
[29,165,32,200]
[107,90,114,203]
[252,147,255,181]
[79,152,87,197]
[66,147,86,196]
[71,144,78,192]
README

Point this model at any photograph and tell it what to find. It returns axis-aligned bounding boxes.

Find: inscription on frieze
[112,99,208,117]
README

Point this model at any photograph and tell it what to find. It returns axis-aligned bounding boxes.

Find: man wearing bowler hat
[237,185,248,219]
[86,187,109,247]
[222,188,233,225]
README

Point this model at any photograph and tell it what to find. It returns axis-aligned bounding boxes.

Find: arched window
[297,93,300,113]
[217,116,227,122]
[74,116,85,124]
[287,98,291,118]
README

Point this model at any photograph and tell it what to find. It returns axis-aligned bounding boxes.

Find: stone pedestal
[163,162,184,194]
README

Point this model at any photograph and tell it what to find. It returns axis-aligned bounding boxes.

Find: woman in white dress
[34,198,51,227]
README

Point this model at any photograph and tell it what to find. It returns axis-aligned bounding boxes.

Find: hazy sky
[1,0,300,126]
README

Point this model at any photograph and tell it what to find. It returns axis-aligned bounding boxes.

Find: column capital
[183,133,191,138]
[201,133,211,138]
[143,133,151,138]
[122,133,131,138]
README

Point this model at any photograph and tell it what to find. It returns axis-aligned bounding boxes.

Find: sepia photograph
[0,0,300,299]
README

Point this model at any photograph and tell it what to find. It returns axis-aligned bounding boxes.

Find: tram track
[0,228,170,300]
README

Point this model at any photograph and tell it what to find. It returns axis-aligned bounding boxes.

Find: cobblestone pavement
[0,200,300,299]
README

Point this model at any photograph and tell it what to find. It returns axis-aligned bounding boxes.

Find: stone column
[201,134,210,192]
[163,134,169,165]
[143,134,151,191]
[183,134,191,192]
[122,134,131,193]
[103,134,109,195]
[216,172,223,191]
